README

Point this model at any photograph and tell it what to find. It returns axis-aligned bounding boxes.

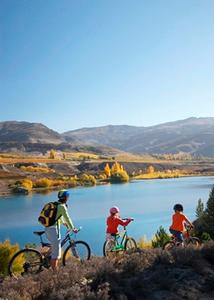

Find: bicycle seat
[33,231,45,236]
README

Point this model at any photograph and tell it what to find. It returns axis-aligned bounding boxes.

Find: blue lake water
[0,176,213,255]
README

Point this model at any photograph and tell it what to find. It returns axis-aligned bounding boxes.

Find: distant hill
[63,117,214,156]
[1,118,214,156]
[0,121,122,155]
[0,121,64,144]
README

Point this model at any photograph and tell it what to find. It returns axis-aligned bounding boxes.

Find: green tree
[196,198,205,218]
[152,226,170,248]
[204,186,214,238]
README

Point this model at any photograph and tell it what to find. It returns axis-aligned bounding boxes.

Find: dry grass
[1,243,214,299]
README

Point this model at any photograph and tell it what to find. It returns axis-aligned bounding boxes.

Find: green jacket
[55,202,75,230]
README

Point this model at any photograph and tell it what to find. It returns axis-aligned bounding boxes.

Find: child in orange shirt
[169,204,193,243]
[106,206,132,240]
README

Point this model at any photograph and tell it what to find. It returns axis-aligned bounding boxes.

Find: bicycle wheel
[163,241,175,250]
[63,241,91,266]
[8,248,43,278]
[186,237,201,248]
[103,240,116,257]
[124,238,137,251]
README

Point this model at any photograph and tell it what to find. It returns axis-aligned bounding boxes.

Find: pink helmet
[110,206,120,214]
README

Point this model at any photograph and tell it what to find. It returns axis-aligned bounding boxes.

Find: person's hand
[128,218,134,221]
[73,228,79,234]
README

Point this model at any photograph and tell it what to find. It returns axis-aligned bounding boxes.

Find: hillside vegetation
[1,244,214,299]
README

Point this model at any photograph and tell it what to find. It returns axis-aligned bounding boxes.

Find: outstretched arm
[184,215,193,227]
[117,218,132,227]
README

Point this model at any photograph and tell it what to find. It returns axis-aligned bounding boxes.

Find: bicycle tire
[163,241,175,250]
[103,240,116,257]
[62,241,91,266]
[8,248,43,277]
[124,237,137,251]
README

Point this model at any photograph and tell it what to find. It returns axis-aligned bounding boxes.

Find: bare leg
[50,258,59,270]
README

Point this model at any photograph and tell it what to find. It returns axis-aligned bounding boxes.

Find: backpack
[38,202,60,227]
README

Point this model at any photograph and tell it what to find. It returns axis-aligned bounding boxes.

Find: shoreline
[1,173,214,197]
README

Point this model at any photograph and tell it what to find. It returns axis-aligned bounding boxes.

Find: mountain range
[1,117,214,156]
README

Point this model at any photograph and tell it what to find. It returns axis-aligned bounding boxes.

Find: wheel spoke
[63,241,91,266]
[9,249,42,277]
[104,240,116,256]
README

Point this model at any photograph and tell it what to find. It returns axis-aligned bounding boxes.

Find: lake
[0,176,213,255]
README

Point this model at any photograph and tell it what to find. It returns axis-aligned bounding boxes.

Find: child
[169,203,193,243]
[106,206,132,240]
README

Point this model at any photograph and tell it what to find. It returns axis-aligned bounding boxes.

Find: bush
[152,226,171,248]
[33,178,52,188]
[110,170,129,183]
[1,245,214,299]
[20,166,54,173]
[68,177,77,187]
[138,237,152,249]
[20,179,33,191]
[79,174,96,186]
[0,240,21,276]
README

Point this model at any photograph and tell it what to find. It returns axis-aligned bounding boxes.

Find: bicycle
[163,226,201,250]
[103,218,137,256]
[8,228,91,278]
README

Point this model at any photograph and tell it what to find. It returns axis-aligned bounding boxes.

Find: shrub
[80,174,96,186]
[98,174,107,180]
[33,178,52,188]
[152,226,171,248]
[20,166,54,173]
[138,237,152,249]
[21,179,33,191]
[68,178,77,187]
[0,240,21,276]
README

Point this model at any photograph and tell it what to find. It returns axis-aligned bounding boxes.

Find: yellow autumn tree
[111,162,121,174]
[104,163,111,177]
[110,162,129,183]
[49,149,56,159]
[147,165,155,174]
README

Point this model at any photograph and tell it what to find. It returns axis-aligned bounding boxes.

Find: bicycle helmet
[58,189,70,200]
[173,204,183,212]
[110,206,120,214]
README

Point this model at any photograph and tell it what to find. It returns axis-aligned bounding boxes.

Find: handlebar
[122,218,134,221]
[185,225,194,231]
[66,227,82,234]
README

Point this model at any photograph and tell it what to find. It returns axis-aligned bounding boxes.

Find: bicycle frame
[112,227,128,251]
[37,230,77,250]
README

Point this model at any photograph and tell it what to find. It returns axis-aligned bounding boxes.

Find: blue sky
[1,0,214,132]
